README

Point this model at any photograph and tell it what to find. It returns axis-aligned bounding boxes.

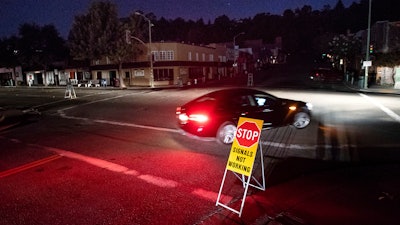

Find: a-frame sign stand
[216,117,265,217]
[65,82,77,99]
[233,142,265,191]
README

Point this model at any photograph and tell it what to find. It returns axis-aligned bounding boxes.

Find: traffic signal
[369,44,374,54]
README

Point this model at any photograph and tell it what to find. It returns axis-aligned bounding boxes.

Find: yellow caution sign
[226,117,263,177]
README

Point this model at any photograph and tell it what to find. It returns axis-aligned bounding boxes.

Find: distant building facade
[89,42,229,87]
[359,21,400,86]
[0,66,22,86]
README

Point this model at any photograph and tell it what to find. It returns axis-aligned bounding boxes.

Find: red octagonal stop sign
[235,121,261,148]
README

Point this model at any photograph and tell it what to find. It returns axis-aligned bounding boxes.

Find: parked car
[176,88,312,144]
[309,68,343,83]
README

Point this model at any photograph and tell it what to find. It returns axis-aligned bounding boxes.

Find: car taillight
[189,114,209,123]
[177,106,209,124]
[178,113,209,124]
[178,113,189,123]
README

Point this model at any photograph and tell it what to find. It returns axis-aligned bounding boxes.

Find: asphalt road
[1,81,400,224]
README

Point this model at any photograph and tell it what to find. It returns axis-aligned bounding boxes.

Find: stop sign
[235,121,261,148]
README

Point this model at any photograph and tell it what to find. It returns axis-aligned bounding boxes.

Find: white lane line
[360,93,400,123]
[28,143,232,201]
[37,145,179,188]
[58,113,179,133]
[57,91,178,133]
[32,90,115,109]
[137,174,179,188]
[192,188,232,203]
[59,92,141,112]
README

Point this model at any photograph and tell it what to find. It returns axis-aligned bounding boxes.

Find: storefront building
[90,42,229,87]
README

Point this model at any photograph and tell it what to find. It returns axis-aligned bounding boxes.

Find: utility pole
[233,32,245,77]
[364,0,372,89]
[135,12,154,88]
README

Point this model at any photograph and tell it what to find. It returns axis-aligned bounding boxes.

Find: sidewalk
[346,81,400,95]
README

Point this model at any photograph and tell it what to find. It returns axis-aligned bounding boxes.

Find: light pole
[364,0,372,89]
[135,12,154,88]
[233,32,245,76]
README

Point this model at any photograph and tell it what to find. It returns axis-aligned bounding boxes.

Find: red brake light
[177,106,209,124]
[189,114,209,123]
[178,113,209,124]
[178,113,189,123]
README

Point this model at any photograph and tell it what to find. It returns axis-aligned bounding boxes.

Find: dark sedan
[176,88,312,144]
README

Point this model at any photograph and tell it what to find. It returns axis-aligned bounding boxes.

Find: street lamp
[233,32,245,76]
[135,12,154,88]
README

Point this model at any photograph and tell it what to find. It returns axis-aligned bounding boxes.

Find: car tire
[292,111,310,129]
[216,122,236,145]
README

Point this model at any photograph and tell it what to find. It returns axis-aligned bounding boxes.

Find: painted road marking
[62,116,179,133]
[57,91,178,133]
[28,143,232,202]
[0,154,62,178]
[40,145,180,188]
[33,90,115,108]
[360,93,400,123]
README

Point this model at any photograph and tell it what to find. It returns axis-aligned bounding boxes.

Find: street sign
[235,120,260,147]
[363,60,372,67]
[217,117,265,217]
[226,118,263,177]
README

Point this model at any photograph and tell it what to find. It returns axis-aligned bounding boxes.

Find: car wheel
[216,122,236,144]
[292,111,310,129]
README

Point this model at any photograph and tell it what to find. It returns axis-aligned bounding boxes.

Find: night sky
[0,0,357,38]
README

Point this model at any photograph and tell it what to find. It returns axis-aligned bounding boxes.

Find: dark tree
[68,1,119,61]
[18,23,67,71]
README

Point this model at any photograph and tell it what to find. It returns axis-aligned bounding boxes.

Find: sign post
[216,117,265,217]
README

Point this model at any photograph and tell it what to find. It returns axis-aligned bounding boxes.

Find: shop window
[154,68,173,81]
